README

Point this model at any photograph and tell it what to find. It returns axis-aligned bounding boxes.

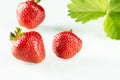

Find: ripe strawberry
[16,0,45,29]
[52,30,82,59]
[10,27,45,63]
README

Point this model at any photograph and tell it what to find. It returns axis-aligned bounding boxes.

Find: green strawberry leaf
[68,0,108,23]
[104,13,120,39]
[104,0,120,39]
[108,0,120,12]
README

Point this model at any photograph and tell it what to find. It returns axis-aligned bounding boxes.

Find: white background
[0,0,120,80]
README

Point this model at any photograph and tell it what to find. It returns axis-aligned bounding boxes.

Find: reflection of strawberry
[10,27,45,63]
[16,0,45,29]
[52,31,82,59]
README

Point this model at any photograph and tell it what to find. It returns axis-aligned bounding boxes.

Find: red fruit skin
[12,31,45,63]
[16,1,45,29]
[52,31,82,59]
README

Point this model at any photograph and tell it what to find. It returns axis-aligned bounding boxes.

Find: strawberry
[10,27,45,63]
[16,0,45,29]
[52,30,82,59]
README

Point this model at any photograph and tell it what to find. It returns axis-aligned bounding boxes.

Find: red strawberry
[10,27,45,63]
[16,0,45,29]
[52,30,82,59]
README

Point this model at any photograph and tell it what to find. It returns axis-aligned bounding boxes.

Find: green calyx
[69,29,73,32]
[10,27,25,41]
[34,0,41,3]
